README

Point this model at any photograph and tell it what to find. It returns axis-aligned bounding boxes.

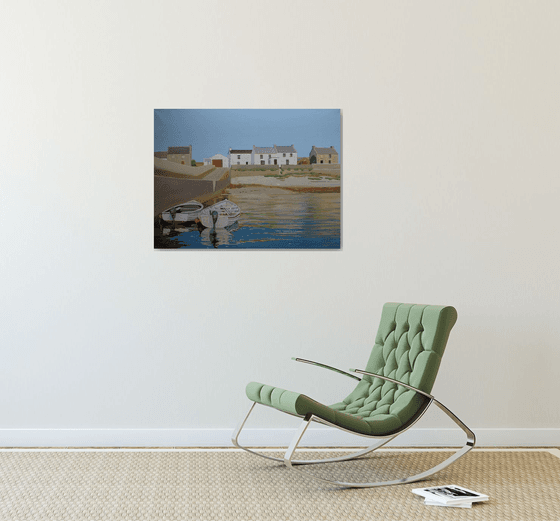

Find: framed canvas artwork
[154,109,341,249]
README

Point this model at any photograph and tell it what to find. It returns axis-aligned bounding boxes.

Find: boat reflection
[160,221,240,248]
[162,226,190,236]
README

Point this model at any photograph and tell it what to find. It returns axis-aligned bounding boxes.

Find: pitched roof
[253,146,275,154]
[168,146,191,154]
[230,149,252,154]
[275,145,297,153]
[311,146,338,154]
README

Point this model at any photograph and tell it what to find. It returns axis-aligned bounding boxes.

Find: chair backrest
[339,303,457,433]
[365,302,457,394]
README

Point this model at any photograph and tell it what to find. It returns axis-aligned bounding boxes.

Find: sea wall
[154,172,231,216]
[230,164,280,171]
[154,157,214,177]
[230,164,341,178]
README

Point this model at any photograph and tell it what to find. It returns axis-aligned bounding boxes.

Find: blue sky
[154,109,341,162]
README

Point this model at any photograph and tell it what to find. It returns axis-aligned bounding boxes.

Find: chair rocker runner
[232,303,475,488]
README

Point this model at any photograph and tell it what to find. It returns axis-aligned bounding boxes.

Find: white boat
[209,199,240,225]
[199,207,229,229]
[161,200,204,223]
[195,199,241,229]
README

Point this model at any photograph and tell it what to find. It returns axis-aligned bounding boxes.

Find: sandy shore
[231,175,340,188]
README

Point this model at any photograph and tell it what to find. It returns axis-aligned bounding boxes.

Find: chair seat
[246,381,429,436]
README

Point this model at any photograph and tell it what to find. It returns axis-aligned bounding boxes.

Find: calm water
[154,187,340,249]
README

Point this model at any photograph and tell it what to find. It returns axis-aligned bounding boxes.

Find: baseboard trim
[0,428,558,448]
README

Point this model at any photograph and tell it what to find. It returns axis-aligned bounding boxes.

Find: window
[286,159,289,164]
[260,154,263,159]
[320,160,324,163]
[237,155,240,159]
[246,161,248,165]
[261,160,265,165]
[329,154,331,158]
[237,161,240,165]
[283,153,286,157]
[290,153,293,157]
[329,160,331,163]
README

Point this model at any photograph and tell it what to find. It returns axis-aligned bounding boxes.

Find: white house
[228,149,252,166]
[252,146,276,165]
[274,144,298,165]
[251,145,298,166]
[203,153,229,167]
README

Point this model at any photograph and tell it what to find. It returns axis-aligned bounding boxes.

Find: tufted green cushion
[246,303,458,437]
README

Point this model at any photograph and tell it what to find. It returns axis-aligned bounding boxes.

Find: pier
[154,166,230,217]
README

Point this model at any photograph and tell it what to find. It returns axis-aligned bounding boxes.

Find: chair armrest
[349,368,434,399]
[292,357,362,381]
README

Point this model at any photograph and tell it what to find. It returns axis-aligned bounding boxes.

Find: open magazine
[412,485,489,507]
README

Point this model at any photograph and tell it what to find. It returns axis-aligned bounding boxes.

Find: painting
[154,109,341,249]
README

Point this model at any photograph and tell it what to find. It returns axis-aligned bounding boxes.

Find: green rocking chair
[232,302,475,488]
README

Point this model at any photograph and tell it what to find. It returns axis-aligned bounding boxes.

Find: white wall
[1,1,559,447]
[209,154,229,167]
[275,152,297,166]
[230,153,252,165]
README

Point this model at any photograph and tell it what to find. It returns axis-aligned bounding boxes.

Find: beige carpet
[1,449,559,520]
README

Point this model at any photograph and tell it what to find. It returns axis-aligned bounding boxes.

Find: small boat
[161,200,204,223]
[198,199,241,229]
[199,207,229,229]
[209,199,240,225]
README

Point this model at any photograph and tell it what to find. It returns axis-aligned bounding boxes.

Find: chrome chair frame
[232,358,475,488]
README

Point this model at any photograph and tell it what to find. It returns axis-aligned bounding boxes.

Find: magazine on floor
[424,500,473,508]
[412,485,489,506]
